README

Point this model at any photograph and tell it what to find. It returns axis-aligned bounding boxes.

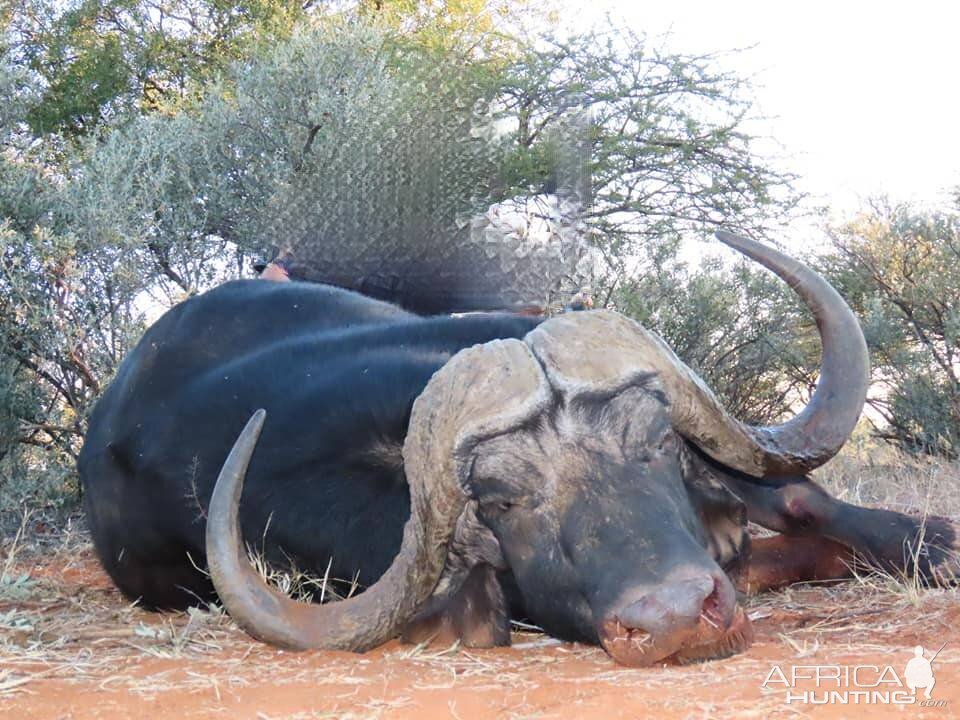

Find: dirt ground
[0,528,957,720]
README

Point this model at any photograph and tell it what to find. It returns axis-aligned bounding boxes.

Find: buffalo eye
[656,431,678,454]
[479,498,516,517]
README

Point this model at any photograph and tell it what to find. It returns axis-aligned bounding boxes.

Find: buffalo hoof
[915,516,960,587]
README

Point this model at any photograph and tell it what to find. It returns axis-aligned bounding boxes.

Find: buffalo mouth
[597,595,754,667]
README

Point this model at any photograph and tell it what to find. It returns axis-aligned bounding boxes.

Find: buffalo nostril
[614,575,729,636]
[701,586,724,628]
[616,595,672,634]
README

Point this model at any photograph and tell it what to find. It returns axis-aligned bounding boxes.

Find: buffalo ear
[681,448,751,576]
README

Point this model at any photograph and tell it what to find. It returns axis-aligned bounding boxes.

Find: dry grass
[817,442,960,518]
[0,450,957,718]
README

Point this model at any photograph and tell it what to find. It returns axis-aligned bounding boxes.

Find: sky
[558,0,960,219]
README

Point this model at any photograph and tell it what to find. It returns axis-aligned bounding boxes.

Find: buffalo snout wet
[598,571,750,666]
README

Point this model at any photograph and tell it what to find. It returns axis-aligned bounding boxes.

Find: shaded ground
[1,526,957,720]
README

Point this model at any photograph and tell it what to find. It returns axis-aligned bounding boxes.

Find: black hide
[79,280,540,608]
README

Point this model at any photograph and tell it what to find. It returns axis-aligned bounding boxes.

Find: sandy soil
[1,541,957,720]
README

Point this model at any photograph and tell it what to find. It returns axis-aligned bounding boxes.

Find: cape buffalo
[79,231,958,667]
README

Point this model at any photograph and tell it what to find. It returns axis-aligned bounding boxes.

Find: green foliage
[67,18,799,299]
[500,28,798,248]
[25,30,128,135]
[8,0,310,135]
[356,0,538,55]
[819,200,960,457]
[63,21,517,294]
[7,0,546,138]
[0,48,143,511]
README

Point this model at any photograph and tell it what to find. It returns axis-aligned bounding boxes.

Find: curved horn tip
[710,227,868,475]
[248,408,267,431]
[227,409,267,469]
[715,230,752,249]
[208,409,267,520]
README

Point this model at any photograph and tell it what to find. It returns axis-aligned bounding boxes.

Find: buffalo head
[205,231,869,666]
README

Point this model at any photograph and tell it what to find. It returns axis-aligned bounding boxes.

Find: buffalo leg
[736,535,861,594]
[722,474,959,585]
